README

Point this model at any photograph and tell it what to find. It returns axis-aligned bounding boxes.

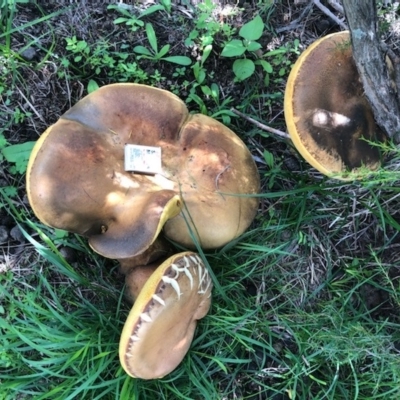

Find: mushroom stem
[119,238,172,302]
[124,262,165,302]
[118,238,172,275]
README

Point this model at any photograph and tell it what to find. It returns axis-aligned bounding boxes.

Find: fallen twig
[16,86,47,124]
[276,1,314,33]
[231,108,290,140]
[327,0,345,15]
[313,0,348,30]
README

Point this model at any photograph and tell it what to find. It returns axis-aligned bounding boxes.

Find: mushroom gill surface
[284,31,385,179]
[119,251,213,380]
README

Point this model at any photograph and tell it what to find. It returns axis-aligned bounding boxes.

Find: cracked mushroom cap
[284,31,385,179]
[119,251,212,379]
[27,83,259,258]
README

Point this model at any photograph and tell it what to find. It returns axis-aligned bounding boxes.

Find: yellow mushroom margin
[284,31,384,180]
[119,251,213,380]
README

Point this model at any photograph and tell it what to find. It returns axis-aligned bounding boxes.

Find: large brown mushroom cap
[163,112,259,248]
[27,83,259,257]
[284,31,385,179]
[119,251,212,379]
[26,122,182,259]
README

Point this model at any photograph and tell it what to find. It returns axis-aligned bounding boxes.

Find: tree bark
[342,0,400,143]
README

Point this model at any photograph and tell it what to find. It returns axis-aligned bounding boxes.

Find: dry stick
[327,0,345,15]
[276,1,314,33]
[313,0,348,30]
[231,108,290,140]
[16,87,47,124]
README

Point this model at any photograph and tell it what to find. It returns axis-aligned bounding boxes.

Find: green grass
[2,174,399,399]
[1,1,400,399]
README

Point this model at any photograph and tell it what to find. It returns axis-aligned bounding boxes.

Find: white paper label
[124,144,162,174]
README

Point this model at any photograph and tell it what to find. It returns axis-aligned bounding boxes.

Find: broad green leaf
[192,62,205,83]
[209,357,228,373]
[187,92,207,114]
[75,41,88,51]
[107,5,133,17]
[185,29,198,47]
[255,59,273,73]
[127,19,144,28]
[53,229,69,239]
[221,39,246,57]
[161,0,172,13]
[210,82,219,99]
[2,141,35,164]
[87,79,99,93]
[146,23,158,53]
[140,4,164,17]
[192,61,200,77]
[158,44,170,58]
[133,46,152,56]
[247,41,262,52]
[263,149,274,168]
[239,15,264,41]
[201,44,212,64]
[113,17,129,24]
[264,48,287,56]
[162,56,192,65]
[211,109,236,118]
[201,85,212,96]
[233,59,255,81]
[197,69,206,84]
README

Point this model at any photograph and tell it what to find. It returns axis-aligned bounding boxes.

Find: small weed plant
[133,23,191,65]
[62,36,149,82]
[0,136,34,175]
[184,0,236,49]
[221,14,300,84]
[107,2,170,31]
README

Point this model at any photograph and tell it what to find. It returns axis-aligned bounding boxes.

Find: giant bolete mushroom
[26,83,259,378]
[27,83,260,258]
[120,251,212,379]
[284,31,385,180]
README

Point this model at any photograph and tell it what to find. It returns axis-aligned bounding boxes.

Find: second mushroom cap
[284,31,385,180]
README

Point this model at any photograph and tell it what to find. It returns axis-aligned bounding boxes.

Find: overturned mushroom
[120,251,212,379]
[284,31,385,180]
